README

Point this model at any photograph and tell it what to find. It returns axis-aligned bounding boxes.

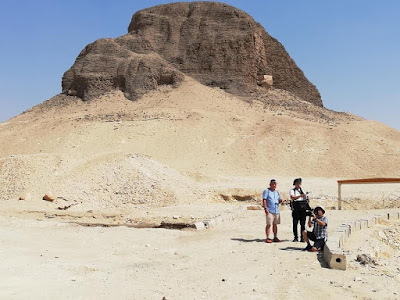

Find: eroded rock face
[62,2,322,106]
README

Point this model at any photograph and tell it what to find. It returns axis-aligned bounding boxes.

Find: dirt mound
[62,2,321,106]
[1,78,399,209]
[0,152,204,210]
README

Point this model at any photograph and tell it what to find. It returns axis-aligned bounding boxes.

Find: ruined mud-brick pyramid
[62,1,322,107]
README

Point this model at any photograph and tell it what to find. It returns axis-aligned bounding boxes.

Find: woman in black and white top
[290,178,307,242]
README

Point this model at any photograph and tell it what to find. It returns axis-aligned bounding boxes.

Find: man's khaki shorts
[266,213,281,225]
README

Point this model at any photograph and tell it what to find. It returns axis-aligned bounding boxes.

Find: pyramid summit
[62,1,322,106]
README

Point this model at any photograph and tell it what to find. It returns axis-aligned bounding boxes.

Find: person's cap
[314,205,325,214]
[293,178,302,185]
[270,179,277,184]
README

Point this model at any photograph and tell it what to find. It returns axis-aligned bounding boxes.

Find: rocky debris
[378,226,400,250]
[57,203,78,210]
[356,253,378,265]
[43,192,56,202]
[247,205,262,210]
[62,2,322,106]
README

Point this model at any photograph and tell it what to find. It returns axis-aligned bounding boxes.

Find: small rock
[378,231,387,240]
[173,216,180,219]
[19,193,31,201]
[247,205,262,210]
[145,244,150,247]
[354,277,362,282]
[43,192,56,202]
[67,89,77,96]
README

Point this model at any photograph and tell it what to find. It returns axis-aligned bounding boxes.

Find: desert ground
[1,205,399,299]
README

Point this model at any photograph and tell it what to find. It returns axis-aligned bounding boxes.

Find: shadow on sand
[231,238,265,243]
[317,251,329,268]
[279,246,304,251]
[279,247,329,268]
[231,238,292,243]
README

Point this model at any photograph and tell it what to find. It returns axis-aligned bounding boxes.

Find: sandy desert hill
[1,77,399,210]
[0,2,399,212]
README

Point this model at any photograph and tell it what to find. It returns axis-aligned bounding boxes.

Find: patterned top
[312,215,328,240]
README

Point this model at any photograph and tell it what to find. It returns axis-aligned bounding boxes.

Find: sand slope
[0,78,399,207]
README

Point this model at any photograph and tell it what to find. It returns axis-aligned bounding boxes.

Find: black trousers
[292,209,307,239]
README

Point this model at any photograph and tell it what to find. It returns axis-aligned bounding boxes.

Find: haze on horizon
[1,0,399,130]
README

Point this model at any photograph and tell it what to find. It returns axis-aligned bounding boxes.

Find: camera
[304,192,313,216]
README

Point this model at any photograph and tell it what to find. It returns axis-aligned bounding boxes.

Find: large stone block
[360,219,368,229]
[327,251,347,270]
[374,215,385,223]
[367,217,376,227]
[328,236,341,248]
[339,224,351,237]
[347,221,358,233]
[323,241,347,270]
[194,222,205,230]
[337,232,346,247]
[355,220,362,230]
[388,211,400,220]
[203,219,216,228]
[257,74,273,89]
[394,212,400,219]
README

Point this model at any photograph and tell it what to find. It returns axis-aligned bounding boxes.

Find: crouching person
[302,206,327,252]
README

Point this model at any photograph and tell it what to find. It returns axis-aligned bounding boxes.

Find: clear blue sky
[1,0,399,130]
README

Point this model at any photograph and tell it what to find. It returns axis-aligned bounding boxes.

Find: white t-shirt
[289,188,305,202]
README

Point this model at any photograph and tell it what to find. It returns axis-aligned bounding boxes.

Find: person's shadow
[231,238,291,243]
[231,238,265,243]
[279,246,304,251]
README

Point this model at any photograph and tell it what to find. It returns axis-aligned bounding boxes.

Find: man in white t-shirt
[289,178,308,242]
